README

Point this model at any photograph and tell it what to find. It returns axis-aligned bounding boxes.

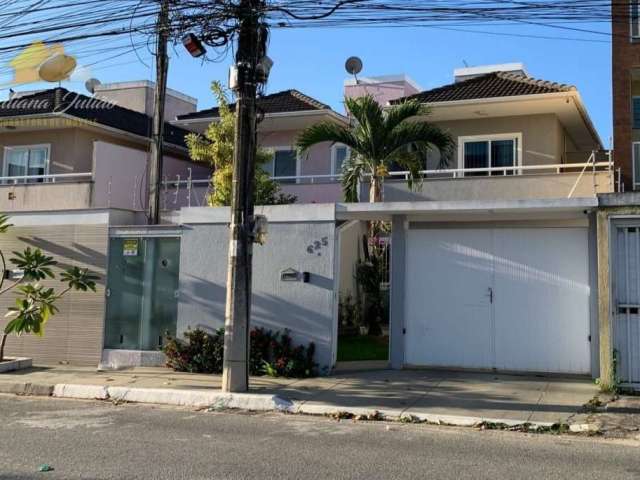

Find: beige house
[177,64,612,204]
[383,64,612,201]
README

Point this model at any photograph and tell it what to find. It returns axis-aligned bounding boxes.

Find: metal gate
[613,225,640,384]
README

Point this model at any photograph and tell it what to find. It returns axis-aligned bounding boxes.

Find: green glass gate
[104,236,181,351]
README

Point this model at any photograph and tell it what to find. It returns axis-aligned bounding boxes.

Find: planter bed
[0,357,32,373]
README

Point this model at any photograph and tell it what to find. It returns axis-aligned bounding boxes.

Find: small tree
[186,81,296,206]
[0,215,98,362]
[297,94,454,203]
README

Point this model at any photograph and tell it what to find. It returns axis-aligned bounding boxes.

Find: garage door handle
[487,287,493,304]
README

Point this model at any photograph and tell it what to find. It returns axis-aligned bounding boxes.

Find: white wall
[176,205,337,372]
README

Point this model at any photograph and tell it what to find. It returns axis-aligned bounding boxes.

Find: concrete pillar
[389,215,406,369]
[597,210,614,389]
[588,212,600,378]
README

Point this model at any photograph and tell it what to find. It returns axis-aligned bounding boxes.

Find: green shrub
[163,327,317,378]
[164,328,224,374]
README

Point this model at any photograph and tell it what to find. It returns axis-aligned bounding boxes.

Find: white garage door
[404,227,591,374]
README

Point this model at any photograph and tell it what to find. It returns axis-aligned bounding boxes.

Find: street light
[182,33,207,58]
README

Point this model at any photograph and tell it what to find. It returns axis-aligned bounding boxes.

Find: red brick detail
[613,1,640,189]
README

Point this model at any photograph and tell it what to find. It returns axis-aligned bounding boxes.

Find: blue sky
[7,22,613,144]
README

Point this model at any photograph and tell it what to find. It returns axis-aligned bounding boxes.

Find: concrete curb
[0,381,53,396]
[294,403,557,429]
[569,422,602,433]
[53,384,109,400]
[107,386,293,411]
[1,381,294,412]
[0,381,597,433]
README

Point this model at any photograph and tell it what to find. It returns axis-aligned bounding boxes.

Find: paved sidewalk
[0,365,599,427]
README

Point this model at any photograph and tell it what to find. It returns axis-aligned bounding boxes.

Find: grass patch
[337,335,388,362]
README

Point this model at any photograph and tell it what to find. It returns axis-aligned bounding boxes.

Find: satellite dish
[345,56,363,76]
[38,53,77,82]
[85,78,102,94]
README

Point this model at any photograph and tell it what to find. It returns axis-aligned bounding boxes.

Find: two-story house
[0,81,211,215]
[174,89,351,203]
[175,64,612,204]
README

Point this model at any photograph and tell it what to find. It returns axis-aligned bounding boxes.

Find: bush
[164,328,224,374]
[163,327,317,378]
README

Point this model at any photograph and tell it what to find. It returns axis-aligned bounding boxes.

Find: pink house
[174,89,350,204]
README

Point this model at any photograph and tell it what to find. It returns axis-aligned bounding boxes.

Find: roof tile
[177,89,331,120]
[0,87,191,148]
[393,72,575,104]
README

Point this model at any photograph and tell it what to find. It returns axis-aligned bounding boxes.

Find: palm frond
[388,150,424,192]
[296,121,357,155]
[387,122,454,165]
[345,95,385,159]
[341,155,366,203]
[384,100,429,133]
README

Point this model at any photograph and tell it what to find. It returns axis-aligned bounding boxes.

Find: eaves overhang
[335,197,598,222]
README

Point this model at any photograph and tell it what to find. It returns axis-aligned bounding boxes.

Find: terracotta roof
[177,89,331,120]
[393,72,576,104]
[0,87,191,148]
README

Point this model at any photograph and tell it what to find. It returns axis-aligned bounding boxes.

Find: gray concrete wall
[177,205,337,372]
[383,171,614,202]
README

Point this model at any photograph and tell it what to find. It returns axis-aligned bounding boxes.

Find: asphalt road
[0,395,639,480]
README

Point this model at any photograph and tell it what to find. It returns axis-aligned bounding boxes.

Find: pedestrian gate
[613,224,640,384]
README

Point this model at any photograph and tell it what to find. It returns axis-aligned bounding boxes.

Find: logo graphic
[7,41,76,86]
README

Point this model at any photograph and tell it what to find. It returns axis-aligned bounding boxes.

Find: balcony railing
[0,172,94,211]
[271,152,616,203]
[161,177,211,209]
[386,160,613,182]
[0,172,93,184]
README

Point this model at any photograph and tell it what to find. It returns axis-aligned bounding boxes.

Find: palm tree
[296,94,454,203]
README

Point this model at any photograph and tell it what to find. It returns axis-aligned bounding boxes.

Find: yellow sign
[123,239,139,257]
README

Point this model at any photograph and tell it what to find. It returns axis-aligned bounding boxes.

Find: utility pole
[148,0,170,225]
[222,0,265,393]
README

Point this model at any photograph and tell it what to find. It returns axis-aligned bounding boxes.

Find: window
[458,134,521,176]
[633,142,640,189]
[632,1,640,39]
[633,97,640,129]
[331,145,350,175]
[3,145,49,183]
[263,148,298,183]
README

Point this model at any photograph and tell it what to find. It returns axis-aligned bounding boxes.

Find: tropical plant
[0,214,98,362]
[297,94,454,203]
[186,81,297,206]
[163,327,317,378]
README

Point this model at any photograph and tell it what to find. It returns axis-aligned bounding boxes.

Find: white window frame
[457,133,523,176]
[2,144,51,181]
[632,1,640,40]
[633,142,640,190]
[331,144,350,175]
[266,146,301,182]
